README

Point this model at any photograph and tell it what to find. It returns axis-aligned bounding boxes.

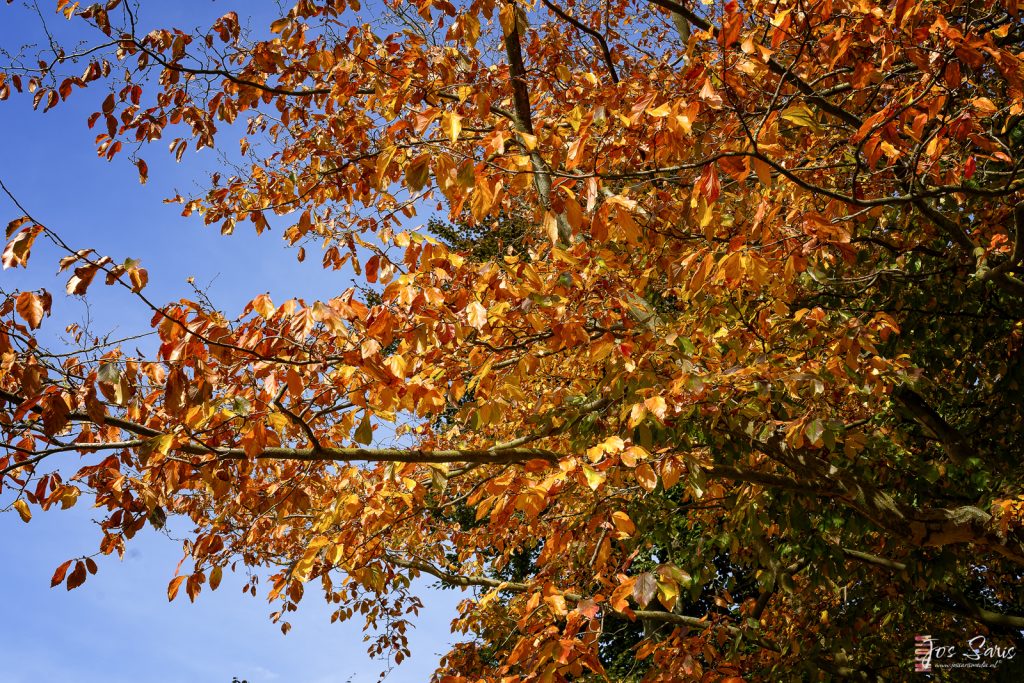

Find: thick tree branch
[747,432,1024,563]
[502,5,571,243]
[841,548,908,572]
[842,550,1024,631]
[893,386,971,465]
[944,588,1024,631]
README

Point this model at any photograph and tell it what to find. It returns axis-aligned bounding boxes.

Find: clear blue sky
[0,2,461,681]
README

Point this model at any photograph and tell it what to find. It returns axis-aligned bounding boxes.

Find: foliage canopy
[4,0,1024,679]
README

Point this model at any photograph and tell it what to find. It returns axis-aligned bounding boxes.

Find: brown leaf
[632,572,657,609]
[66,561,87,590]
[15,291,46,329]
[2,225,42,269]
[50,559,73,588]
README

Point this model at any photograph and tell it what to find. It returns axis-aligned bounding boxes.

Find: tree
[3,0,1024,679]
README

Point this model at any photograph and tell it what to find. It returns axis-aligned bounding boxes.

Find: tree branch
[388,555,773,642]
[541,0,618,83]
[646,0,862,127]
[893,386,971,465]
[502,3,571,243]
[0,387,558,467]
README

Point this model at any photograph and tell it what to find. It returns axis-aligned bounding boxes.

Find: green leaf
[97,362,120,385]
[230,396,251,416]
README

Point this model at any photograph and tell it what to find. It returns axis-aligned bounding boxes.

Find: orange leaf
[635,463,658,491]
[50,560,73,588]
[13,499,31,522]
[167,575,187,602]
[15,290,47,329]
[696,164,721,203]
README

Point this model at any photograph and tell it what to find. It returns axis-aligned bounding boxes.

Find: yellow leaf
[292,550,317,582]
[463,13,481,48]
[644,396,668,421]
[384,354,408,378]
[543,212,558,244]
[141,433,174,464]
[661,458,683,490]
[519,132,538,151]
[611,511,636,536]
[564,196,583,230]
[544,593,568,616]
[657,578,679,611]
[565,106,583,132]
[59,486,80,510]
[406,154,431,192]
[14,499,31,523]
[251,293,275,318]
[781,104,821,132]
[635,463,658,491]
[753,157,772,187]
[440,112,462,142]
[673,114,693,135]
[498,3,516,35]
[466,301,488,329]
[646,102,672,118]
[582,464,605,490]
[620,445,649,467]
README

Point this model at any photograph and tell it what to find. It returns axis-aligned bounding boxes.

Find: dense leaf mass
[4,0,1024,679]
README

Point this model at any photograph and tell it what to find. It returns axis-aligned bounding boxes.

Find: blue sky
[0,2,462,681]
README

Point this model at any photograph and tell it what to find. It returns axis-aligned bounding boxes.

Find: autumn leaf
[696,164,721,203]
[781,104,822,132]
[209,566,223,591]
[576,598,600,619]
[406,154,431,192]
[167,576,186,602]
[13,499,31,523]
[66,561,87,591]
[2,1,1024,678]
[2,224,41,269]
[635,463,658,492]
[250,293,275,318]
[15,290,47,329]
[354,412,373,445]
[632,572,657,609]
[440,112,462,143]
[656,577,679,611]
[465,300,487,330]
[581,463,605,490]
[50,559,73,588]
[610,511,635,537]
